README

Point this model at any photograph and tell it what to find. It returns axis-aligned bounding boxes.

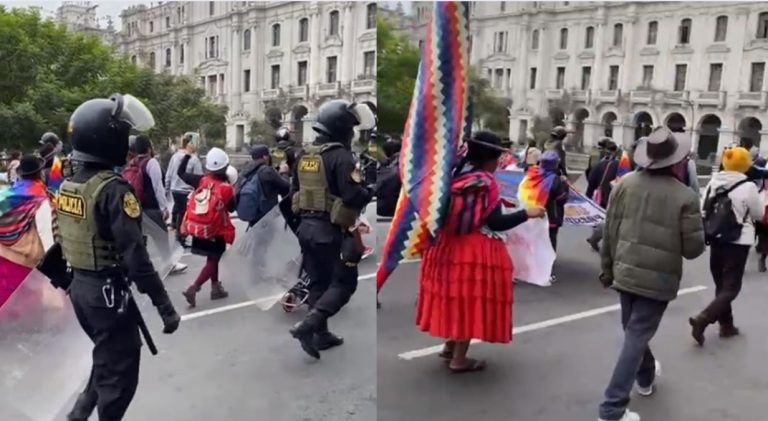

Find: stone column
[309,6,321,87]
[620,7,637,90]
[231,23,243,114]
[341,3,355,83]
[583,120,601,148]
[592,7,606,91]
[689,127,699,155]
[717,127,738,152]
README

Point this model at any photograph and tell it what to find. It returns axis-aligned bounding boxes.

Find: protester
[684,152,700,193]
[586,141,619,251]
[690,147,765,345]
[539,150,569,282]
[547,126,569,177]
[753,150,768,271]
[586,137,612,180]
[521,139,541,171]
[178,147,236,308]
[376,140,402,218]
[235,144,291,228]
[597,127,705,421]
[6,151,20,185]
[166,132,203,247]
[416,131,545,372]
[123,135,188,274]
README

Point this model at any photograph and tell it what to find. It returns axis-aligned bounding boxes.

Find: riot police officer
[289,100,376,359]
[58,94,180,420]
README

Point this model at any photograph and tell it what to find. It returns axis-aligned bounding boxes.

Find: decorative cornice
[671,45,694,55]
[578,50,595,60]
[358,31,376,42]
[553,51,570,61]
[705,44,731,54]
[639,47,660,56]
[267,49,285,59]
[292,44,311,55]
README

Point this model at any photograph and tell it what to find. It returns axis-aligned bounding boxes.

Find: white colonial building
[56,1,119,46]
[118,1,377,149]
[396,1,768,162]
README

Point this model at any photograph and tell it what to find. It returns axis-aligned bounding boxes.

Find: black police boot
[289,309,324,359]
[314,319,344,351]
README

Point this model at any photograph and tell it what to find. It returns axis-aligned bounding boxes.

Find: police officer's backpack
[703,179,750,244]
[235,165,276,224]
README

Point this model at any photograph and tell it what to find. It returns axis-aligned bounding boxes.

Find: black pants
[171,191,189,245]
[67,274,142,421]
[702,242,750,325]
[549,226,560,252]
[297,220,358,320]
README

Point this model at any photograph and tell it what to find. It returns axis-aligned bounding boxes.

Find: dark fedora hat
[16,154,45,177]
[467,131,508,152]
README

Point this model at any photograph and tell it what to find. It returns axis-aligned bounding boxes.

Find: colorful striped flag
[616,151,632,177]
[517,166,557,208]
[0,179,49,246]
[47,157,65,197]
[376,1,471,291]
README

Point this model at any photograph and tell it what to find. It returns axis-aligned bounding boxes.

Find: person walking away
[539,151,569,282]
[165,132,203,247]
[122,135,188,274]
[586,141,620,251]
[376,140,402,218]
[689,147,765,345]
[177,147,236,308]
[547,126,569,177]
[417,131,545,372]
[57,94,180,421]
[751,149,768,271]
[6,151,20,185]
[597,127,704,421]
[235,144,290,228]
[521,139,541,171]
[586,137,611,180]
[288,100,376,359]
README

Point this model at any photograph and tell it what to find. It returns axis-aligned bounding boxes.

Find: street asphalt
[54,206,378,421]
[376,176,768,421]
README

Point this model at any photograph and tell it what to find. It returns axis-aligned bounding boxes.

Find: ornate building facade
[119,1,377,149]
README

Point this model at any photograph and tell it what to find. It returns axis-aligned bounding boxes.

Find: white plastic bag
[504,217,556,287]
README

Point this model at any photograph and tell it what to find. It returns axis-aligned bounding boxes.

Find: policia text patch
[299,158,321,172]
[57,193,86,219]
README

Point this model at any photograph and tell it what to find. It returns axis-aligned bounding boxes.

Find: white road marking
[359,272,376,280]
[397,285,709,361]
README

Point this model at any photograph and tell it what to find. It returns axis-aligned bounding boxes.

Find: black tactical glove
[152,290,181,334]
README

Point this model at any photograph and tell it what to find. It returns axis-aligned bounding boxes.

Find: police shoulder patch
[123,192,141,219]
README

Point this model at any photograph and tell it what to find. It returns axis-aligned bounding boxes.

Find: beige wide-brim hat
[633,127,692,169]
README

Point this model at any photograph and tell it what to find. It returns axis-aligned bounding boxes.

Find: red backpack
[122,155,151,203]
[181,177,231,241]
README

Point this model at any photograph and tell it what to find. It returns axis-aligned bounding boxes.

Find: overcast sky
[0,1,148,29]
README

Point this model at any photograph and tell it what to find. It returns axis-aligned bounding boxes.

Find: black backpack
[703,179,750,244]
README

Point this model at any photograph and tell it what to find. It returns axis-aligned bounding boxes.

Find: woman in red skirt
[416,131,545,373]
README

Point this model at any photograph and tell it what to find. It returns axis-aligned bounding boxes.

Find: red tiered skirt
[416,231,514,343]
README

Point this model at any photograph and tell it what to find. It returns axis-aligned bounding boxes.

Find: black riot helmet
[275,126,292,144]
[68,94,155,167]
[39,132,61,147]
[312,100,376,147]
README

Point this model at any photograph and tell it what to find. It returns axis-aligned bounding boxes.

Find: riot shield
[142,215,183,281]
[0,269,92,421]
[219,206,302,310]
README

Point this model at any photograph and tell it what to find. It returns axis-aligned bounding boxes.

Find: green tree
[377,19,420,135]
[469,68,511,138]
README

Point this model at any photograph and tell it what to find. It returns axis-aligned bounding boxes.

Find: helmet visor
[118,95,155,131]
[350,103,376,131]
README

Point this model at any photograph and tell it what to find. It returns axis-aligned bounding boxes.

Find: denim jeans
[599,291,668,420]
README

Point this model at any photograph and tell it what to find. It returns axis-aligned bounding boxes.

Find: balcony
[630,90,653,104]
[287,85,309,99]
[316,81,340,97]
[735,91,768,109]
[261,89,280,100]
[351,78,375,94]
[663,90,690,104]
[546,89,564,100]
[595,90,619,104]
[693,91,726,109]
[570,89,590,103]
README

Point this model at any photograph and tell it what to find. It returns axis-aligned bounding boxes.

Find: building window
[750,62,765,92]
[708,63,723,92]
[299,18,309,42]
[585,26,594,49]
[501,2,506,12]
[613,23,623,47]
[298,61,307,85]
[149,21,154,33]
[679,18,692,44]
[364,51,375,77]
[494,68,504,89]
[329,11,340,36]
[130,55,137,65]
[581,66,591,90]
[244,69,251,92]
[531,29,539,49]
[556,67,565,89]
[494,31,508,53]
[149,52,156,68]
[327,56,338,83]
[180,44,184,64]
[715,15,728,42]
[366,3,376,29]
[165,16,170,29]
[209,1,215,16]
[271,65,280,89]
[559,28,568,49]
[529,67,537,89]
[647,21,658,45]
[243,29,251,51]
[206,36,219,59]
[219,73,225,95]
[608,65,619,90]
[165,48,171,67]
[758,12,768,39]
[506,68,512,89]
[272,24,281,47]
[674,64,687,91]
[642,65,653,88]
[177,7,182,23]
[207,75,216,96]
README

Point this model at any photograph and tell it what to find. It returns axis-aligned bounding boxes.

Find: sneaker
[598,409,641,421]
[549,275,557,283]
[170,263,188,275]
[637,360,662,397]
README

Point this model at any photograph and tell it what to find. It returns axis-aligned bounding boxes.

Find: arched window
[715,16,728,42]
[613,23,623,47]
[679,18,692,44]
[329,10,340,36]
[272,23,281,47]
[531,29,539,49]
[243,29,251,51]
[130,55,137,65]
[647,21,658,45]
[165,48,171,67]
[585,26,594,49]
[366,3,376,29]
[298,18,309,42]
[757,12,768,39]
[149,52,156,69]
[559,27,568,49]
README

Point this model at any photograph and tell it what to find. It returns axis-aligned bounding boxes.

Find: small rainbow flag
[46,157,65,197]
[517,166,557,208]
[616,151,632,178]
[0,179,49,246]
[376,1,471,291]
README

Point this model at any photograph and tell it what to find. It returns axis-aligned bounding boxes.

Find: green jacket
[601,171,705,302]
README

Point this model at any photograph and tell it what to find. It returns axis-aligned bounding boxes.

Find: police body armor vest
[293,143,360,228]
[56,171,122,271]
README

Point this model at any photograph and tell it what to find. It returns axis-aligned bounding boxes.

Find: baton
[128,292,159,355]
